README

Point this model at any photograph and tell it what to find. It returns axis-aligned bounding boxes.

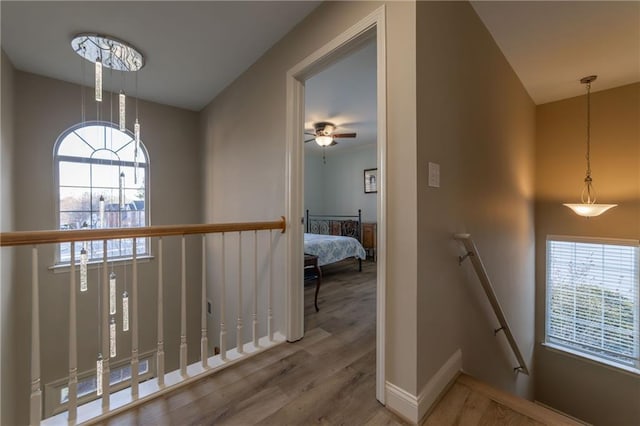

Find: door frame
[284,5,387,403]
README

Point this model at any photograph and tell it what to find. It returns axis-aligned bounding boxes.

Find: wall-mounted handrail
[0,217,286,247]
[454,233,529,375]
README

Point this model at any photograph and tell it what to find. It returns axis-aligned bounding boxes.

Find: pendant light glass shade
[119,172,125,209]
[122,291,129,332]
[109,272,117,315]
[109,317,117,358]
[119,91,126,131]
[99,195,105,228]
[134,119,140,145]
[563,203,617,217]
[95,59,102,102]
[96,354,104,396]
[80,248,88,292]
[563,75,617,217]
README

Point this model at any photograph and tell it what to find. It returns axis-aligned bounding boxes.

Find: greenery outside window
[545,235,640,372]
[54,121,150,264]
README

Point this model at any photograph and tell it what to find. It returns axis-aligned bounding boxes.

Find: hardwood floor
[100,259,578,426]
[101,259,402,425]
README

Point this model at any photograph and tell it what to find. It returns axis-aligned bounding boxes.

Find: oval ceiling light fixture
[71,33,145,183]
[71,33,145,72]
[563,75,617,218]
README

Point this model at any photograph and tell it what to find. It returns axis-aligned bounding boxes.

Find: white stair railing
[1,218,286,425]
[454,233,530,375]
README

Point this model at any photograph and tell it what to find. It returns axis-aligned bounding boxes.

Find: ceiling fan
[304,122,356,146]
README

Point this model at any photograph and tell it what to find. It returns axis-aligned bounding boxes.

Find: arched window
[54,122,149,263]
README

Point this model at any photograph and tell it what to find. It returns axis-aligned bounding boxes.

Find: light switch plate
[428,162,440,188]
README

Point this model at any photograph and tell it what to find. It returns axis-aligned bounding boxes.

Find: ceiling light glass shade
[563,203,617,217]
[315,135,333,146]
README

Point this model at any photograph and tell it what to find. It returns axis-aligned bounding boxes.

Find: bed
[304,209,367,270]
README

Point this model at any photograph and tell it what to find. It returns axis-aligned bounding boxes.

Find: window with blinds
[546,236,639,371]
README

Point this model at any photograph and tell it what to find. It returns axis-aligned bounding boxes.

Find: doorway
[285,6,387,403]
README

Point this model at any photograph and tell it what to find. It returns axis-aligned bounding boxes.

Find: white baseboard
[385,381,420,422]
[417,348,462,421]
[385,349,462,423]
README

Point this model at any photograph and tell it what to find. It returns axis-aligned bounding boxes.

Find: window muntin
[44,353,155,417]
[55,122,149,263]
[546,236,640,371]
[59,359,150,404]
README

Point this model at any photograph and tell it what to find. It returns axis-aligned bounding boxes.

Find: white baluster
[180,236,187,376]
[252,230,258,348]
[101,240,110,410]
[29,247,41,426]
[68,243,78,423]
[237,232,244,354]
[268,231,273,341]
[157,238,165,386]
[220,233,227,360]
[131,238,139,398]
[201,235,208,368]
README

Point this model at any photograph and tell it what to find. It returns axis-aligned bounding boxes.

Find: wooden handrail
[0,217,286,247]
[454,233,530,376]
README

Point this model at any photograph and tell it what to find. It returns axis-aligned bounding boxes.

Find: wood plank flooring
[101,259,403,425]
[100,259,578,426]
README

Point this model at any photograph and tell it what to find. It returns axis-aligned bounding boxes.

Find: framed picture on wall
[364,168,377,193]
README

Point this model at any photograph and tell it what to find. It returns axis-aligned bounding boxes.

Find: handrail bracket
[454,233,530,376]
[458,251,474,265]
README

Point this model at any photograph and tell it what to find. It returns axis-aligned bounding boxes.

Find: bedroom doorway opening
[302,37,377,330]
[285,6,387,404]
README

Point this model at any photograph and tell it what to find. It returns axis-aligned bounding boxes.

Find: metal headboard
[305,209,362,242]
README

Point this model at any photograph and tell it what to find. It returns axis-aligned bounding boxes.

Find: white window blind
[546,237,639,370]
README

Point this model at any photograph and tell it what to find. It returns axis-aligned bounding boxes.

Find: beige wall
[1,49,17,426]
[534,83,640,425]
[9,71,203,424]
[305,144,378,223]
[416,1,536,398]
[200,0,421,394]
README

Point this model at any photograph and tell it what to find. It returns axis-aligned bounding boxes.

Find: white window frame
[43,351,155,418]
[53,121,150,265]
[545,235,640,374]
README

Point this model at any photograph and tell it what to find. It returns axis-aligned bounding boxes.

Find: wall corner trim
[385,349,462,424]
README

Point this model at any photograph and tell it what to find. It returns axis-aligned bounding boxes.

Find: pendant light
[563,75,617,217]
[71,33,144,147]
[119,91,126,131]
[95,58,103,102]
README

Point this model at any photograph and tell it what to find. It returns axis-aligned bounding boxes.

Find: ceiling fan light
[563,203,617,217]
[315,135,333,147]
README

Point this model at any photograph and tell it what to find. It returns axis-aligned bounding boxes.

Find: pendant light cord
[581,77,596,204]
[97,264,102,355]
[585,80,591,179]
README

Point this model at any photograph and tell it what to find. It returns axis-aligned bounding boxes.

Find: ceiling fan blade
[304,132,316,136]
[332,133,356,138]
[329,140,338,146]
[304,138,315,143]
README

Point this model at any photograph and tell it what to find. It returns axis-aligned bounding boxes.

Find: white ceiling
[1,1,638,115]
[0,1,320,111]
[471,1,640,104]
[304,40,377,153]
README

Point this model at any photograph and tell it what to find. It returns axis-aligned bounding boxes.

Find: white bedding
[304,233,366,267]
